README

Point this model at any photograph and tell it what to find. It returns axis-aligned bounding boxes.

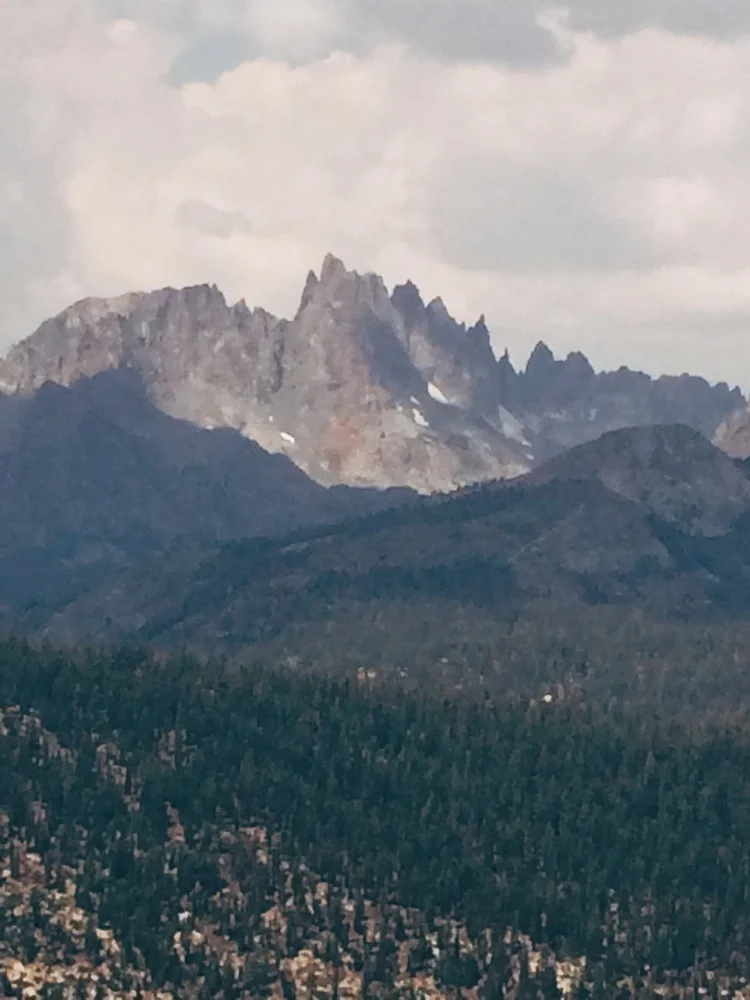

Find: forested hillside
[33,426,750,663]
[3,638,750,998]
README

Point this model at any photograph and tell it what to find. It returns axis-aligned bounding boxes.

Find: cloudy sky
[4,0,750,383]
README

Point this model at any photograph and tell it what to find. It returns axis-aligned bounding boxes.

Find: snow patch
[412,408,429,428]
[498,405,530,447]
[427,382,449,405]
[280,431,296,445]
[410,396,420,405]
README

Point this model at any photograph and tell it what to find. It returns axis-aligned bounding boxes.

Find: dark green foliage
[2,636,750,996]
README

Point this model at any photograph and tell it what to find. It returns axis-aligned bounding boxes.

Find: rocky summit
[0,254,744,492]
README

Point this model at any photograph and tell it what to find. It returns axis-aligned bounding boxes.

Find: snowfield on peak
[428,382,450,405]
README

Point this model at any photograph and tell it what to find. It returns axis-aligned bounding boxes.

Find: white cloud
[243,0,343,60]
[4,3,750,385]
[122,0,750,73]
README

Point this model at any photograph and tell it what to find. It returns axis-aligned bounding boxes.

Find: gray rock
[715,406,750,458]
[511,346,744,463]
[0,255,742,492]
[0,256,530,493]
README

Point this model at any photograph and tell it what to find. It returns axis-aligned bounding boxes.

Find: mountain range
[2,254,750,655]
[6,258,750,999]
[30,422,750,655]
[0,254,744,493]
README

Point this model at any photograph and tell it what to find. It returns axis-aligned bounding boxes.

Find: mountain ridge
[0,367,413,616]
[31,423,750,657]
[0,254,743,492]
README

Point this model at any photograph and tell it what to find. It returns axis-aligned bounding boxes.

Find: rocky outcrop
[0,256,531,493]
[715,408,750,459]
[390,281,500,419]
[0,254,743,491]
[500,346,744,463]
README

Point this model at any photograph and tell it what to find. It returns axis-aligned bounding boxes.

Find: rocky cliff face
[0,254,743,492]
[715,408,750,459]
[0,256,529,492]
[500,343,744,463]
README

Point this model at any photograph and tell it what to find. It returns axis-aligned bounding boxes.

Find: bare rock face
[0,256,530,493]
[0,283,290,443]
[0,253,743,492]
[271,256,528,490]
[500,345,744,463]
[390,281,500,418]
[715,407,750,458]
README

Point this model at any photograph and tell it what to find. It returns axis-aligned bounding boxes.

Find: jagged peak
[253,305,280,324]
[399,279,422,297]
[56,291,149,325]
[425,297,454,324]
[54,283,229,326]
[167,282,228,305]
[467,315,491,348]
[296,254,392,320]
[562,350,595,378]
[526,341,556,371]
[319,253,347,283]
[391,280,426,324]
[234,301,280,330]
[498,348,517,375]
[295,270,320,317]
[314,253,382,291]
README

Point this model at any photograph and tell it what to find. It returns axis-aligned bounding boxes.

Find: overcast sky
[4,1,750,383]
